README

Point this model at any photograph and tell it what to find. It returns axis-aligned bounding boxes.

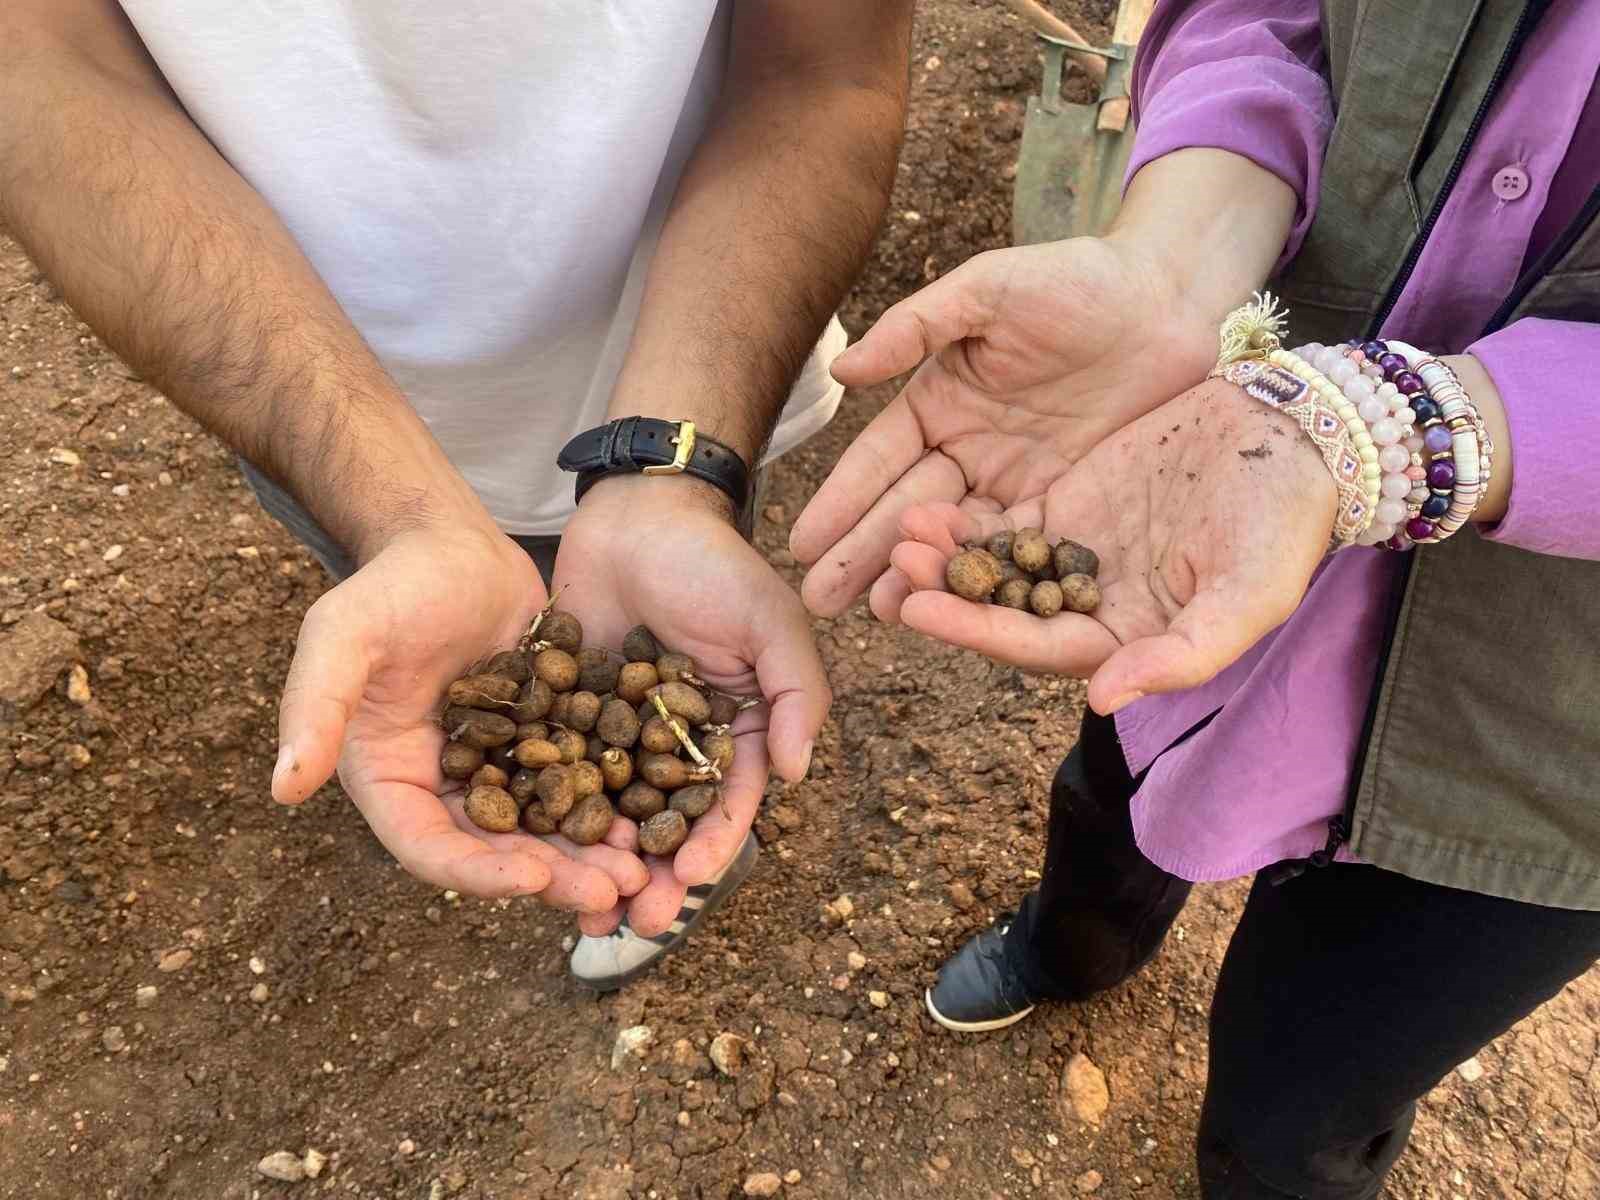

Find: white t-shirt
[120,1,845,535]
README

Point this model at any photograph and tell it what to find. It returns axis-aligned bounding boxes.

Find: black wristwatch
[557,417,751,509]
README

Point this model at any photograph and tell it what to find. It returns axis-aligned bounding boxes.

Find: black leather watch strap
[557,417,750,509]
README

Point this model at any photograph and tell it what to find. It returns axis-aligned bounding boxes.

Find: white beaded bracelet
[1385,341,1492,540]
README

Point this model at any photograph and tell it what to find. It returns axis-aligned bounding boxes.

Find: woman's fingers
[1087,578,1295,713]
[796,433,969,618]
[899,589,1121,677]
[868,565,914,624]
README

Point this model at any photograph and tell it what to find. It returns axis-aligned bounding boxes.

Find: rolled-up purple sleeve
[1469,318,1600,559]
[1126,0,1334,267]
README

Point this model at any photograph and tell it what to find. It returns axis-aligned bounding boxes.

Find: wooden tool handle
[1001,0,1108,84]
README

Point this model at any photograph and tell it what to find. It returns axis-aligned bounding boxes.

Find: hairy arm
[601,0,912,474]
[0,0,493,559]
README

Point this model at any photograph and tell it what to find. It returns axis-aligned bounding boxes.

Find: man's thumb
[273,592,370,804]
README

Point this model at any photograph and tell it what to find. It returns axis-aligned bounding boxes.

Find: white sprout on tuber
[649,693,731,819]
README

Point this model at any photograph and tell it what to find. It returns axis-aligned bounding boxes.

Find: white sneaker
[569,833,759,991]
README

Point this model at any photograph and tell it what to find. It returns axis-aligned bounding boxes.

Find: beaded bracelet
[1387,342,1493,541]
[1210,294,1494,554]
[1306,342,1418,546]
[1214,359,1372,550]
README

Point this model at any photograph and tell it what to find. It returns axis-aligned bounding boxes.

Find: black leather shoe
[925,914,1040,1033]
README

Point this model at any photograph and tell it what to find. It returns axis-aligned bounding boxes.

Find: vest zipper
[1369,0,1549,333]
[1314,0,1549,872]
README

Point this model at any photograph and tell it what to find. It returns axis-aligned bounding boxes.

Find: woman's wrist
[1442,353,1511,524]
[1109,148,1297,329]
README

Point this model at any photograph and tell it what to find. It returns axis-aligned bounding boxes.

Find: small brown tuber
[485,649,532,685]
[566,690,602,733]
[1052,539,1100,580]
[576,647,620,695]
[535,764,576,819]
[1011,527,1051,574]
[559,794,615,846]
[706,691,741,727]
[521,805,558,835]
[463,785,518,834]
[618,780,667,821]
[700,731,735,773]
[444,706,518,749]
[533,648,579,692]
[655,652,698,684]
[447,674,520,709]
[652,680,711,726]
[469,764,510,790]
[615,661,660,706]
[570,759,604,800]
[440,742,484,780]
[638,751,692,791]
[946,548,1004,601]
[996,578,1033,610]
[599,747,634,792]
[1059,573,1102,613]
[639,717,680,754]
[669,782,719,819]
[596,698,641,749]
[512,738,562,769]
[538,611,584,655]
[637,809,689,856]
[1029,579,1064,618]
[622,625,660,663]
[551,728,588,765]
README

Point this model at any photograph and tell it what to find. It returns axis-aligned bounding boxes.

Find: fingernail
[1105,691,1145,715]
[271,743,296,796]
[798,740,815,780]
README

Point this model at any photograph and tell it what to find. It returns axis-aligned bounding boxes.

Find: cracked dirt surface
[2,2,1597,1197]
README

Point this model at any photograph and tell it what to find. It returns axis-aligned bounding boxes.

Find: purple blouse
[1115,0,1600,881]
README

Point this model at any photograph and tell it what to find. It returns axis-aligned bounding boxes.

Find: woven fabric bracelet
[1215,359,1372,551]
[1210,294,1379,550]
[1264,348,1383,533]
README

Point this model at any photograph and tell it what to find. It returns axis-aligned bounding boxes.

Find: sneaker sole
[924,987,1035,1033]
[571,835,758,993]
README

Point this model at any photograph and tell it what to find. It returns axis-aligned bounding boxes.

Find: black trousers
[1013,711,1600,1200]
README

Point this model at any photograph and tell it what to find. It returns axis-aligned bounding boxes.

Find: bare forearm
[607,41,908,466]
[0,9,487,560]
[1109,147,1298,331]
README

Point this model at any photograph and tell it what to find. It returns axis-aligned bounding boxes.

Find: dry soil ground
[3,3,1598,1199]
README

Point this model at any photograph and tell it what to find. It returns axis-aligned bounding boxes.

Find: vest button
[1492,165,1530,201]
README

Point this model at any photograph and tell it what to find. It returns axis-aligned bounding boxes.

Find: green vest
[1272,0,1600,908]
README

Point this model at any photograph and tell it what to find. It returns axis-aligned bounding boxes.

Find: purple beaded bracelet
[1359,341,1456,550]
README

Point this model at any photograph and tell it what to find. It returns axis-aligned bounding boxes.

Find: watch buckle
[642,421,696,475]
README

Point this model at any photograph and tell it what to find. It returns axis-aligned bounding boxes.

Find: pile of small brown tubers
[945,528,1102,615]
[438,605,744,857]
